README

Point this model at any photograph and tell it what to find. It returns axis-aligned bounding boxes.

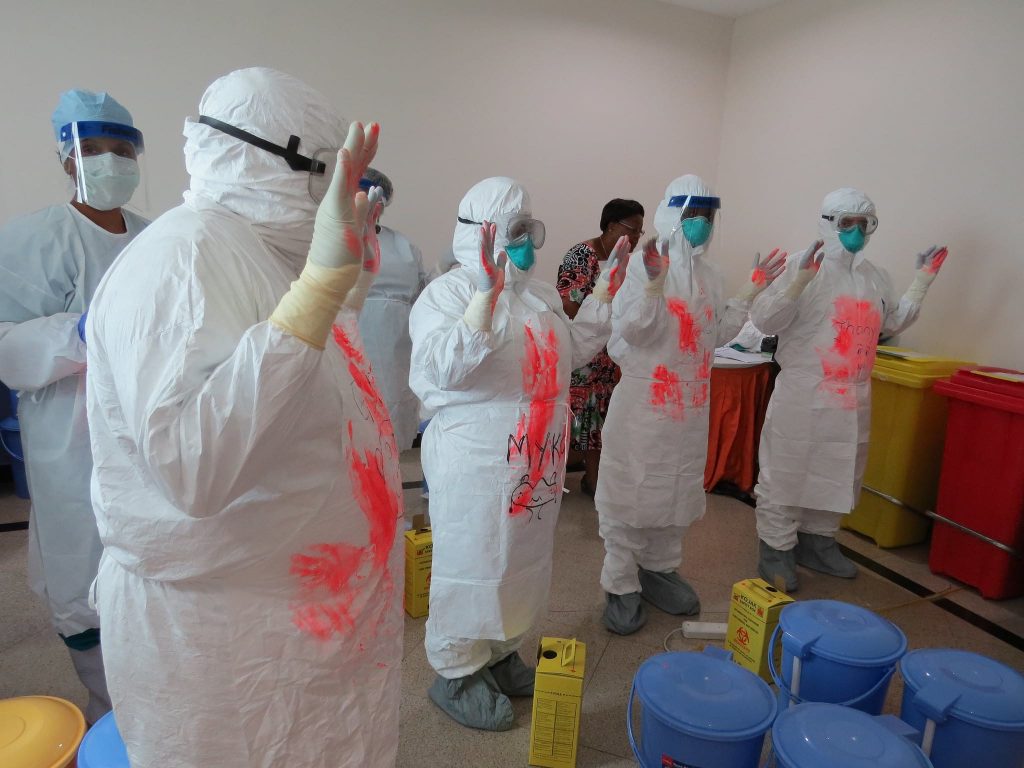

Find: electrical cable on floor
[663,626,685,652]
[875,586,964,615]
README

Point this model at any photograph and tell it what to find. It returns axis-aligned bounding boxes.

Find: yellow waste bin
[843,347,972,547]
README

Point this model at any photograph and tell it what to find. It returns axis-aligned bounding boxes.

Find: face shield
[197,115,338,203]
[60,120,146,211]
[666,193,720,247]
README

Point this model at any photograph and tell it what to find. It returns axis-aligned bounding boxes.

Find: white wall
[0,0,734,285]
[716,0,1024,369]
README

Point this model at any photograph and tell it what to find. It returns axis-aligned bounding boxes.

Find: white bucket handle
[769,624,898,709]
[0,429,24,462]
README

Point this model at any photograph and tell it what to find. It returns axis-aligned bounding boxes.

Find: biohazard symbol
[735,626,750,649]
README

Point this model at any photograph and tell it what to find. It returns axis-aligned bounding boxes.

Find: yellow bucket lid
[873,346,973,387]
[0,696,85,768]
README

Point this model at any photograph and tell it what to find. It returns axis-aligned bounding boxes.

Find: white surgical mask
[77,153,140,210]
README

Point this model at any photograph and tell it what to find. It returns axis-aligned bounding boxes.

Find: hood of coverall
[819,187,875,266]
[653,174,717,261]
[453,177,533,284]
[183,67,348,268]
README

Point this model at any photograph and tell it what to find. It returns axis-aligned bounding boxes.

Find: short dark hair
[600,199,644,232]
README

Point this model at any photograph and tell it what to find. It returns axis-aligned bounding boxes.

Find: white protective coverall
[595,175,749,595]
[409,178,611,677]
[85,68,403,768]
[0,203,147,720]
[751,188,922,550]
[358,224,427,450]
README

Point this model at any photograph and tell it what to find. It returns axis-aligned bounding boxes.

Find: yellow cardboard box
[726,578,793,682]
[403,518,432,618]
[529,637,586,768]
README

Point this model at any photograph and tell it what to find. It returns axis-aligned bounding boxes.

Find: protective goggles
[821,211,878,234]
[198,115,337,202]
[458,212,546,249]
[667,193,721,223]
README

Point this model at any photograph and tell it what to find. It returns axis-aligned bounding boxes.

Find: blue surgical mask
[505,238,536,271]
[681,216,712,247]
[838,226,866,254]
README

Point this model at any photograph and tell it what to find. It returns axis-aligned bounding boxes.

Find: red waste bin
[930,368,1024,599]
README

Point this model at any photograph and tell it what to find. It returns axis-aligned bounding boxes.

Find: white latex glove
[592,235,631,303]
[642,237,670,297]
[736,248,788,302]
[308,122,379,269]
[905,245,949,303]
[784,239,825,299]
[342,186,386,312]
[464,222,508,331]
[270,122,380,349]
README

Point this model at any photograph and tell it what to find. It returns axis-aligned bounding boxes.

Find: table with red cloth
[704,361,778,494]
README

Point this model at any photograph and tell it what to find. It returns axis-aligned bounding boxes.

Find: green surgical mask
[681,216,712,247]
[505,238,536,271]
[838,226,866,253]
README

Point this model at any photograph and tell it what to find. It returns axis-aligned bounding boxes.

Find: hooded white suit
[595,175,749,595]
[751,188,923,549]
[409,177,611,677]
[86,68,403,768]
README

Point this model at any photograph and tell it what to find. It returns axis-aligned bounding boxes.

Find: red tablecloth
[704,363,777,494]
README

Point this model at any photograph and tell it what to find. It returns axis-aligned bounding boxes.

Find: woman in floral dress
[557,199,644,496]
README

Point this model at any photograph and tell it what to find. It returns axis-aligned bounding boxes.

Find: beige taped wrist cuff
[904,274,932,304]
[270,261,361,350]
[592,280,613,304]
[464,288,496,332]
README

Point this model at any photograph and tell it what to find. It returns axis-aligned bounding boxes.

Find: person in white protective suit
[356,167,428,450]
[85,67,403,768]
[596,175,787,636]
[0,89,148,723]
[409,177,630,731]
[751,188,948,592]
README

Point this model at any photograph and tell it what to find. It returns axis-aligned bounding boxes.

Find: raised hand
[592,235,631,303]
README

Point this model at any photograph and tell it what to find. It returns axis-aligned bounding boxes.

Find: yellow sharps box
[403,518,432,618]
[529,637,586,768]
[726,578,793,682]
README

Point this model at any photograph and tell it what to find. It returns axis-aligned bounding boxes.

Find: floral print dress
[556,241,621,451]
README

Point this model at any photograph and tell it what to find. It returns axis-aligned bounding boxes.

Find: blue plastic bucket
[899,649,1024,768]
[0,416,29,500]
[628,646,777,768]
[769,600,906,715]
[76,710,129,768]
[772,702,933,767]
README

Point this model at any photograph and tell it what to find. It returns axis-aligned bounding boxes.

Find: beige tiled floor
[1,455,1022,767]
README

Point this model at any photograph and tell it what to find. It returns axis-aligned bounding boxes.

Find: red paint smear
[819,296,882,407]
[751,268,768,287]
[650,364,685,420]
[290,540,366,639]
[510,324,561,515]
[292,602,354,640]
[667,299,701,355]
[349,442,401,568]
[703,305,714,323]
[691,382,709,408]
[698,350,712,380]
[333,325,394,446]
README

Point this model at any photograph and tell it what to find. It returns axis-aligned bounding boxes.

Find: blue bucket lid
[779,600,907,666]
[78,710,129,768]
[901,649,1024,731]
[773,703,932,768]
[634,651,777,741]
